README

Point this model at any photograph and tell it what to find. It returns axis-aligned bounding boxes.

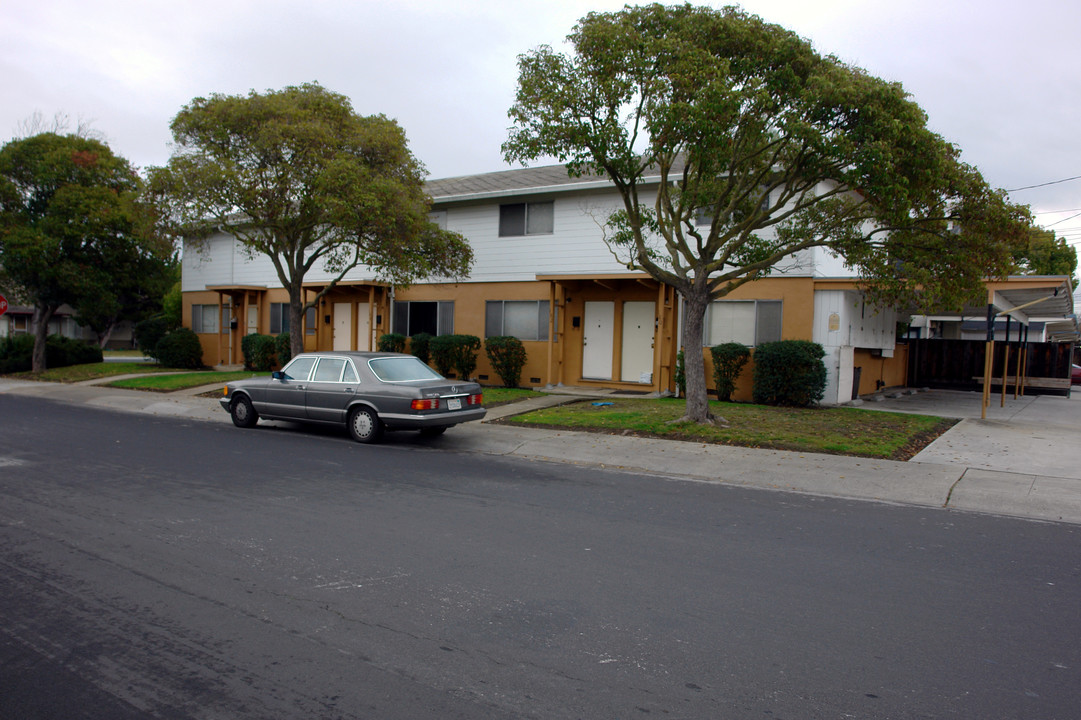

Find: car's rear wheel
[348,406,383,444]
[230,395,258,428]
[419,426,448,438]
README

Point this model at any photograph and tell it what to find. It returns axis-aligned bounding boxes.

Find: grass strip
[505,397,955,460]
[108,371,268,391]
[7,362,174,383]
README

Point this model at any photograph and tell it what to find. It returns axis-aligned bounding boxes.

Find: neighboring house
[0,304,135,349]
[179,163,1072,403]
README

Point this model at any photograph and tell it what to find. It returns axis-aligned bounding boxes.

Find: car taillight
[411,398,440,410]
[467,393,483,406]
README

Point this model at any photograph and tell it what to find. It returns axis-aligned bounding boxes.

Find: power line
[1045,211,1081,228]
[1007,174,1081,192]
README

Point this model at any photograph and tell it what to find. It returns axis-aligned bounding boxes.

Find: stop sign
[0,294,7,316]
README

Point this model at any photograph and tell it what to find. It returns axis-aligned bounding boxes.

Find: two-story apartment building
[180,163,918,405]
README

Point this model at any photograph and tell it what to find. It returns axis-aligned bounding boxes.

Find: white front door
[356,302,371,351]
[582,301,614,380]
[333,302,352,351]
[621,301,655,383]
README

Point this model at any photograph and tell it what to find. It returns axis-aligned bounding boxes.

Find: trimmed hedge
[409,333,433,364]
[710,342,751,402]
[377,333,407,353]
[484,336,527,388]
[155,328,204,369]
[241,333,278,371]
[0,334,102,373]
[430,334,481,379]
[751,340,826,407]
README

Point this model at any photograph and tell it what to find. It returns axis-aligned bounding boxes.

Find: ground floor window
[192,304,229,334]
[270,303,289,334]
[392,301,454,336]
[485,300,552,341]
[705,300,782,346]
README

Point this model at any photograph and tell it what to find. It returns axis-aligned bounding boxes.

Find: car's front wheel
[230,395,259,428]
[348,406,383,444]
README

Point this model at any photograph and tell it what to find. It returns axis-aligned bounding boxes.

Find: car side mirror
[272,371,285,380]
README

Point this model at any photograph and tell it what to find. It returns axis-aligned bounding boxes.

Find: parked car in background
[220,352,485,443]
[1072,364,1081,385]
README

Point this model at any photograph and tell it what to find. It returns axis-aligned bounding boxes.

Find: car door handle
[343,388,353,392]
[295,385,305,390]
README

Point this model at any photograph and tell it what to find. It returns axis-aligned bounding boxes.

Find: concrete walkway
[3,376,1079,525]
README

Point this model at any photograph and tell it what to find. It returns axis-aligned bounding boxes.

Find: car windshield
[369,356,444,382]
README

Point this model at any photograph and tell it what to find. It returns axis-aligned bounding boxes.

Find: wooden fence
[906,339,1072,396]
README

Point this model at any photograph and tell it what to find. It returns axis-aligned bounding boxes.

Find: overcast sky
[3,0,1079,246]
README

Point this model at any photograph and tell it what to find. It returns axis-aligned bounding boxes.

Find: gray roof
[424,158,688,203]
[425,164,610,201]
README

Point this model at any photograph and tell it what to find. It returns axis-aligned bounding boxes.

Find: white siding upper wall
[182,231,387,292]
[443,191,634,281]
[181,179,868,291]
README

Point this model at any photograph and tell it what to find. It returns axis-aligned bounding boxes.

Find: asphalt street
[1,394,1080,719]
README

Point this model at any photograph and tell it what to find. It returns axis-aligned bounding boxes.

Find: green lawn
[505,397,955,460]
[107,371,268,391]
[481,387,547,406]
[7,362,173,383]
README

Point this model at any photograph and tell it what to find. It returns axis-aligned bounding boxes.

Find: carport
[909,277,1078,418]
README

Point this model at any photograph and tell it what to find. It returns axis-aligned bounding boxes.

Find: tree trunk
[97,321,116,349]
[289,289,305,359]
[679,287,717,424]
[30,304,58,373]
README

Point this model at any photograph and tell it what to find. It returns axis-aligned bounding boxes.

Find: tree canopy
[1013,228,1077,285]
[503,3,1031,422]
[0,132,172,370]
[148,82,473,357]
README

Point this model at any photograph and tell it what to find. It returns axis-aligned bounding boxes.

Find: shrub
[155,328,204,369]
[134,315,174,360]
[674,350,686,397]
[241,333,277,371]
[377,333,407,353]
[46,335,103,368]
[484,336,527,388]
[0,334,34,373]
[430,334,481,379]
[710,342,751,402]
[276,332,292,367]
[409,332,433,364]
[751,340,826,407]
[0,335,103,373]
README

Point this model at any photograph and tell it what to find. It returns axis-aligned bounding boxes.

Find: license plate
[447,398,462,410]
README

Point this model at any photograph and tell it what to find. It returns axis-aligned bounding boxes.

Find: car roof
[290,351,413,360]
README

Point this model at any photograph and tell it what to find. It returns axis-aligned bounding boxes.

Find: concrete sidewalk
[3,377,1079,525]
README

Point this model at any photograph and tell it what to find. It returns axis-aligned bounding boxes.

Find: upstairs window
[499,201,554,236]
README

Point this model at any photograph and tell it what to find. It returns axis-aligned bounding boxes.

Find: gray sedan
[220,351,486,443]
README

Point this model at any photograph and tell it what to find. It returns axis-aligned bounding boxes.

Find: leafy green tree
[148,83,474,358]
[1013,229,1077,285]
[73,246,178,348]
[0,133,171,371]
[503,4,1030,423]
